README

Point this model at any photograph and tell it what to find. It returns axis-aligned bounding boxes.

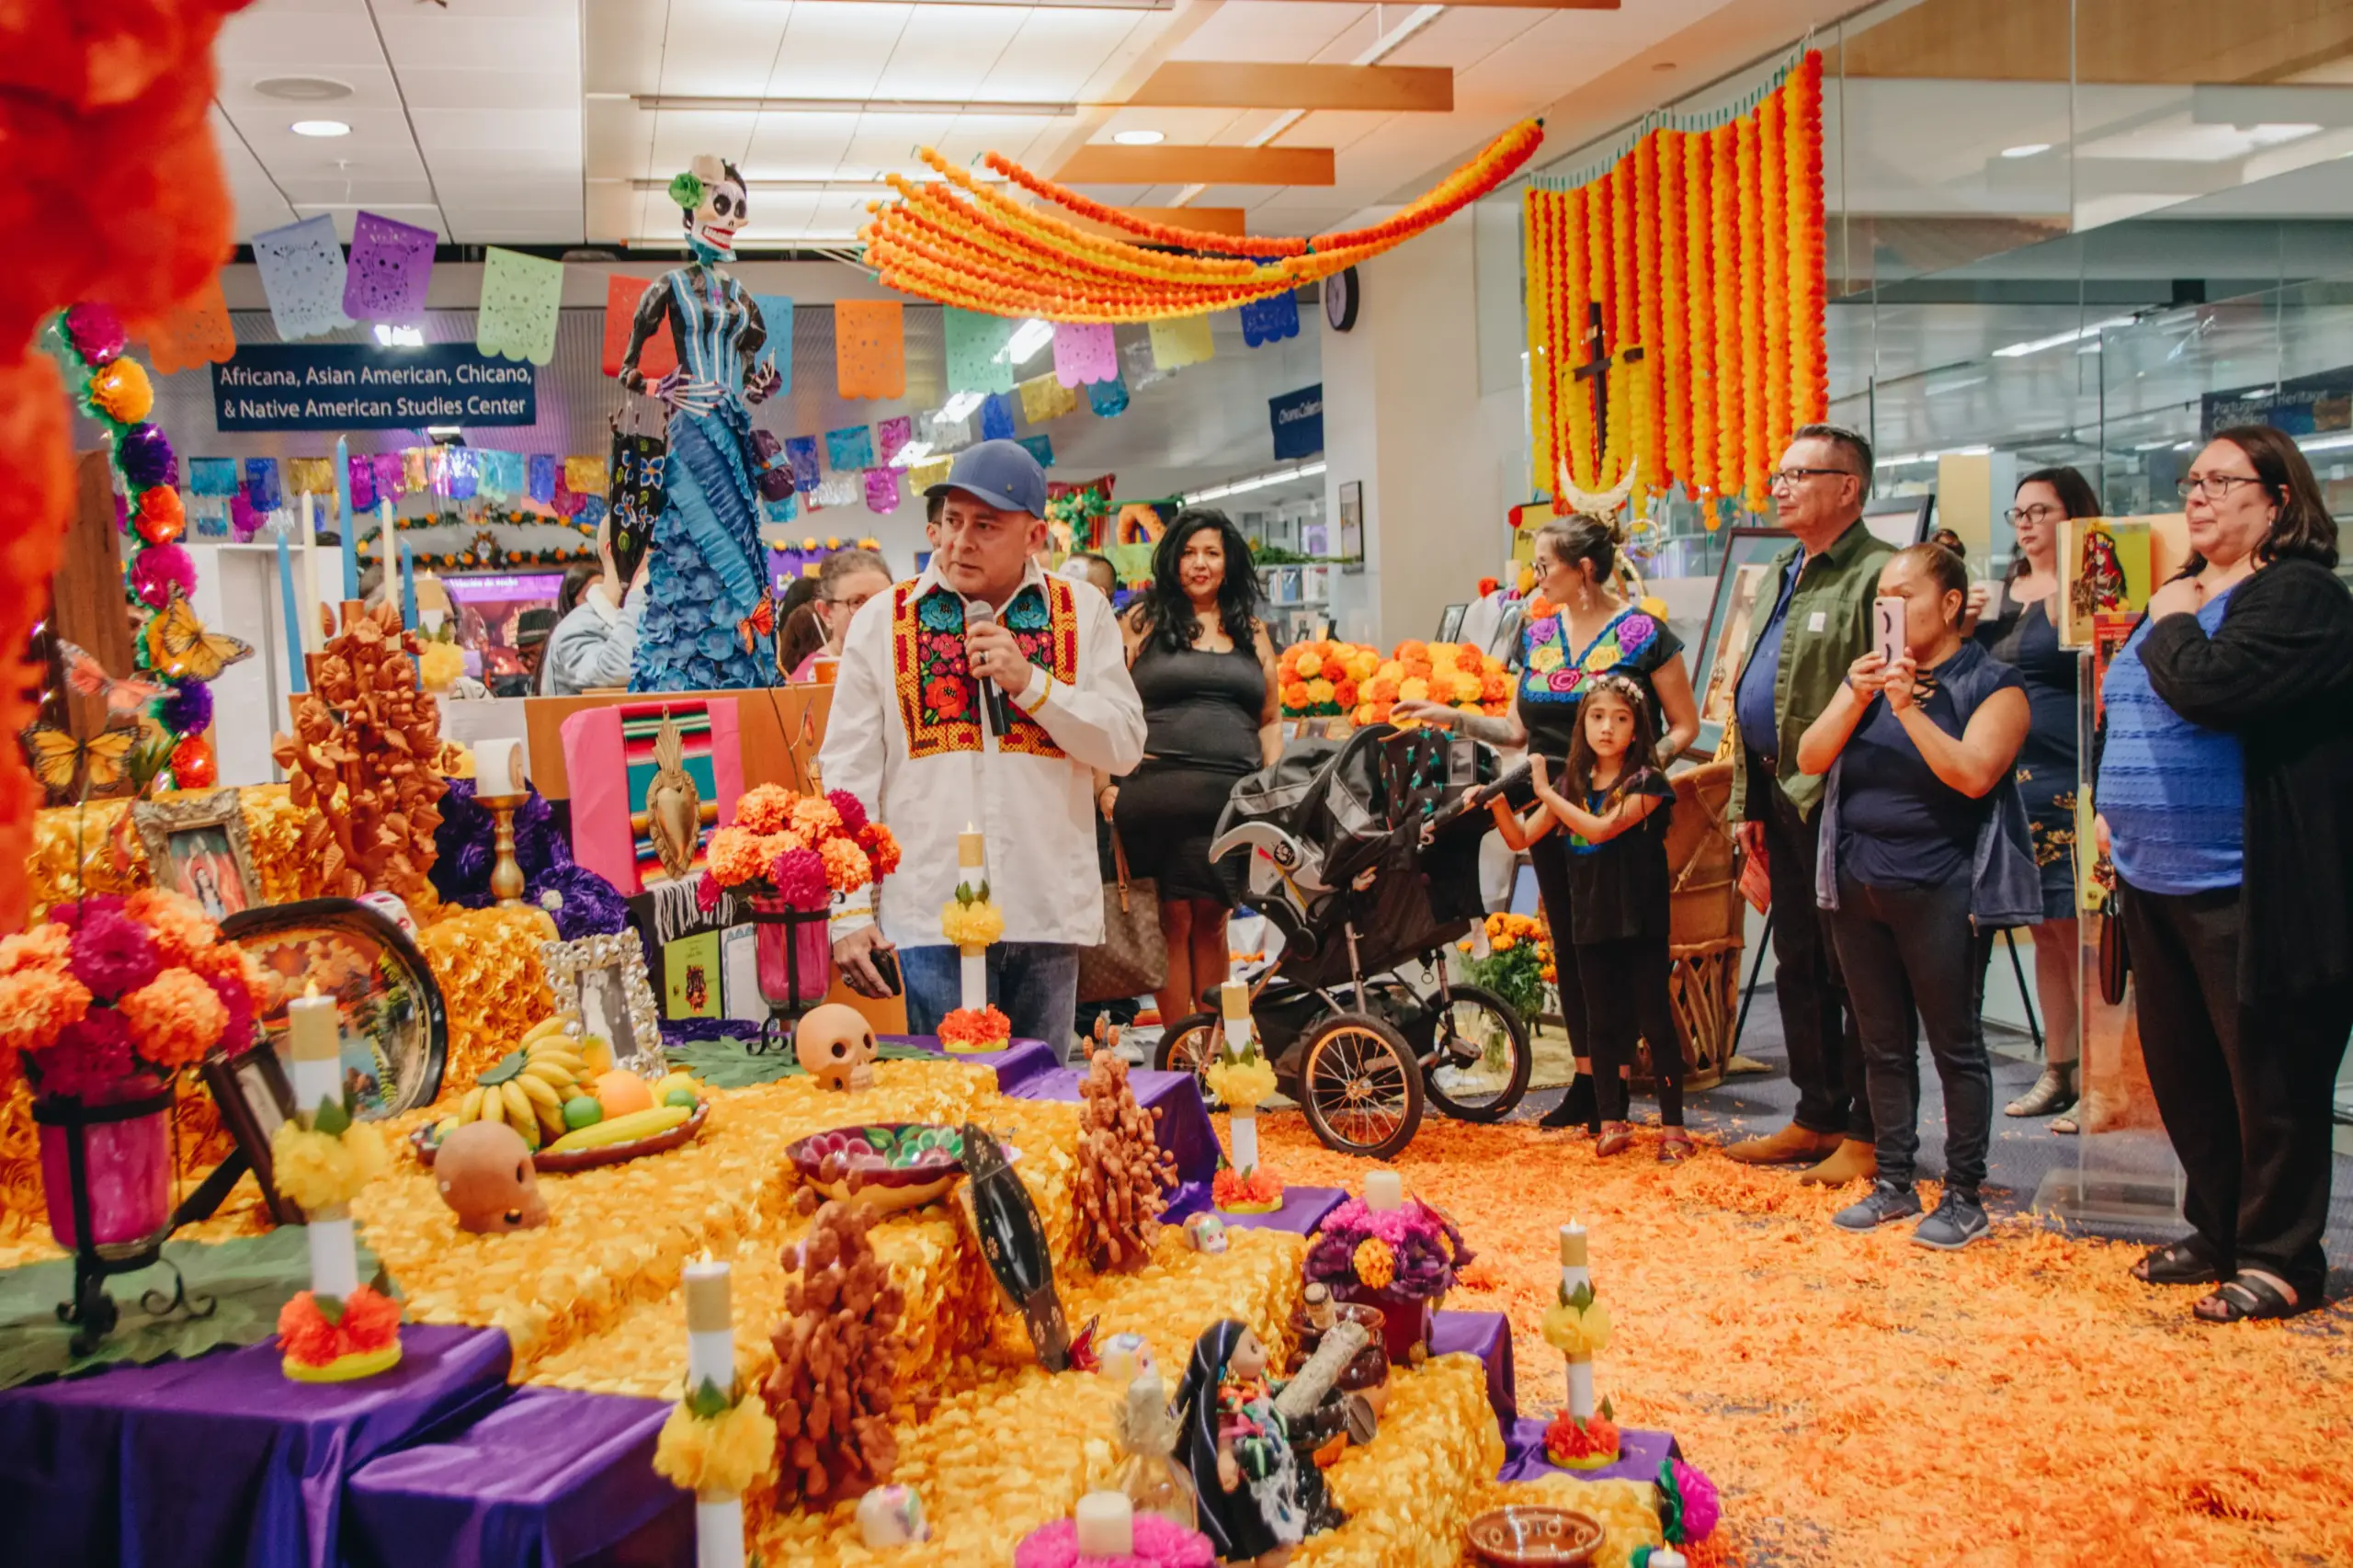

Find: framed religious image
[198,1041,305,1226]
[133,790,261,921]
[541,928,664,1072]
[1336,481,1364,571]
[1689,528,1791,758]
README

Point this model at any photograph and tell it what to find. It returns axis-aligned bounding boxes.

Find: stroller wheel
[1421,983,1533,1123]
[1298,1012,1424,1160]
[1154,1013,1223,1110]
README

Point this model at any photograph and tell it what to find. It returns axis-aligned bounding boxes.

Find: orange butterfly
[737,593,776,653]
[59,640,164,716]
[143,592,253,683]
[19,720,140,797]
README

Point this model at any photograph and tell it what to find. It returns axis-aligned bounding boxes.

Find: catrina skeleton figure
[620,155,779,691]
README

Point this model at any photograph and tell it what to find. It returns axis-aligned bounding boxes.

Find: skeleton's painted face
[688,176,746,262]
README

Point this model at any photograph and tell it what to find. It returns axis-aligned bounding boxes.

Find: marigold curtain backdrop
[1527,51,1827,521]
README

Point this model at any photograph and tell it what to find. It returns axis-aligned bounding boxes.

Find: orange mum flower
[705,827,772,888]
[734,784,796,835]
[122,887,218,966]
[790,795,842,841]
[116,968,227,1068]
[0,923,73,976]
[0,966,91,1056]
[819,837,871,894]
[858,823,902,877]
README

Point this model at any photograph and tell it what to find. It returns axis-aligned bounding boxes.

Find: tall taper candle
[287,983,358,1298]
[299,491,320,658]
[378,498,397,620]
[683,1255,733,1395]
[957,824,987,1010]
[1560,1221,1594,1419]
[400,540,419,629]
[276,528,309,694]
[335,436,358,603]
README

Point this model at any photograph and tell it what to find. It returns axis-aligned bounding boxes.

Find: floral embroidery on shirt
[1520,608,1656,705]
[892,577,1078,761]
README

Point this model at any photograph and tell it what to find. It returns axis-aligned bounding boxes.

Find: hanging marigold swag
[1524,50,1828,514]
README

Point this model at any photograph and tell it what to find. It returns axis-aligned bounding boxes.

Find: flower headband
[1584,671,1648,710]
[666,153,728,210]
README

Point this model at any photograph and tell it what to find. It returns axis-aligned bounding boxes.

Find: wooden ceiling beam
[1127,62,1454,113]
[1056,144,1335,185]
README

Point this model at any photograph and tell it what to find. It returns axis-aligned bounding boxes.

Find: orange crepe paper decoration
[835,299,906,400]
[599,273,679,381]
[142,273,235,375]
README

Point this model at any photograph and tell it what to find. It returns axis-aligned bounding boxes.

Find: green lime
[664,1088,697,1108]
[563,1096,603,1130]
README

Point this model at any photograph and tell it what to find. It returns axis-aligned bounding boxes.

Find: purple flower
[1617,613,1656,653]
[769,847,828,912]
[69,908,161,1001]
[119,424,176,491]
[825,790,869,835]
[63,302,127,367]
[131,543,198,608]
[1528,618,1558,646]
[162,678,213,735]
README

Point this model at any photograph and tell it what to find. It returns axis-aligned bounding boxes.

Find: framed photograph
[1336,481,1364,571]
[1689,527,1793,758]
[1861,492,1935,551]
[199,1042,305,1226]
[1435,603,1468,643]
[134,790,261,921]
[221,897,449,1120]
[541,928,664,1072]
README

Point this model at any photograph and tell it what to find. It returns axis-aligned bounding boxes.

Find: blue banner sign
[1270,383,1324,461]
[210,343,537,431]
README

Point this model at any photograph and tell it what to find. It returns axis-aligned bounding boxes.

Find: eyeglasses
[2177,473,2266,500]
[824,590,880,613]
[1768,467,1859,491]
[2004,503,2062,526]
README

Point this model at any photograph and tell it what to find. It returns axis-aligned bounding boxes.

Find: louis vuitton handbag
[1076,831,1168,1005]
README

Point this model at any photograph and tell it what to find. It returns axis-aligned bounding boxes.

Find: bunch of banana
[446,1028,589,1152]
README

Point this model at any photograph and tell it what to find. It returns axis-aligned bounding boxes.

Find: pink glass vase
[751,896,833,1014]
[38,1077,174,1251]
[1333,1282,1437,1366]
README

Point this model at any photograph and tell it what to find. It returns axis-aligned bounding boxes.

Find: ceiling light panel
[763,5,927,98]
[980,7,1164,101]
[870,7,1033,99]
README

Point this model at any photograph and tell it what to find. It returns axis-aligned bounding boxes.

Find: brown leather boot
[1719,1122,1844,1165]
[1797,1138,1879,1186]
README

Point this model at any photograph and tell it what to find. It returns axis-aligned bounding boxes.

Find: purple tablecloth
[0,1323,510,1568]
[1431,1309,1517,1430]
[882,1034,1063,1096]
[344,1387,688,1568]
[1004,1064,1222,1221]
[1213,1185,1345,1235]
[1498,1415,1682,1484]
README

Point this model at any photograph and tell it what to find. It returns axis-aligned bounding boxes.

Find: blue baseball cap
[926,438,1047,519]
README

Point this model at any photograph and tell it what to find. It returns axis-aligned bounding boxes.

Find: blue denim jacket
[1813,648,2040,929]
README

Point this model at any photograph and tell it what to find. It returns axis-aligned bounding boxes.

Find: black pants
[1828,873,1990,1196]
[1752,759,1871,1141]
[1527,828,1586,1055]
[1573,935,1685,1127]
[2121,880,2353,1301]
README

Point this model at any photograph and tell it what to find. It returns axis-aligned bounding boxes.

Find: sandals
[2004,1064,2078,1118]
[2131,1239,2220,1287]
[1595,1121,1633,1158]
[1657,1131,1695,1165]
[2194,1272,2301,1324]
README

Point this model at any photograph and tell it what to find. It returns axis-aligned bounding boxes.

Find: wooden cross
[1569,301,1643,456]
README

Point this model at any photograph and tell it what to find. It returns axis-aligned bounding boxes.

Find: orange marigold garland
[1684,129,1717,508]
[1711,125,1741,518]
[1759,85,1794,470]
[1735,115,1766,512]
[1789,54,1831,425]
[1632,134,1665,510]
[1658,130,1692,493]
[1524,189,1557,501]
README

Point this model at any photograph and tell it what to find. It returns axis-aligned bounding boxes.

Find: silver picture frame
[540,928,666,1075]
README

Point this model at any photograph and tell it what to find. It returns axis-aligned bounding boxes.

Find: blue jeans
[900,942,1080,1062]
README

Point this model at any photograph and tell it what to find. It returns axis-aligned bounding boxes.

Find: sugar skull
[675,153,746,263]
[1184,1212,1228,1254]
[795,1002,878,1092]
[435,1119,549,1233]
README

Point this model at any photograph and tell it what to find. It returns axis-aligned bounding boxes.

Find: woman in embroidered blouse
[1396,515,1699,1129]
[618,156,781,692]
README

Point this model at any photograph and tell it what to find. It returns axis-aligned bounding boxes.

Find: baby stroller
[1153,725,1535,1159]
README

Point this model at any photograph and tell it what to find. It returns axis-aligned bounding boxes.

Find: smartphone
[1873,596,1905,668]
[870,946,903,997]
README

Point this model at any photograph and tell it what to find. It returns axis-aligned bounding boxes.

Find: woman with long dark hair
[1967,465,2101,1122]
[2097,423,2353,1322]
[1097,509,1279,1028]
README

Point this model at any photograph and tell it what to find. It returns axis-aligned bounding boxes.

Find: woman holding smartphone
[1796,543,2036,1249]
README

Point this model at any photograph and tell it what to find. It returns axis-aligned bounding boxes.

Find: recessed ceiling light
[1112,129,1165,146]
[2001,142,2052,159]
[256,76,352,103]
[291,120,351,138]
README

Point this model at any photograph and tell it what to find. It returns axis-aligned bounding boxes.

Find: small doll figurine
[1176,1320,1329,1566]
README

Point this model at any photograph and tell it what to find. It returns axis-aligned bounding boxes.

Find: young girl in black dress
[1495,675,1690,1159]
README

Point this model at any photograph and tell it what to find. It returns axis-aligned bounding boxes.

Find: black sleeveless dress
[1112,634,1268,905]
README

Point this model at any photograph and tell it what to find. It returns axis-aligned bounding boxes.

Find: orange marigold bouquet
[695,784,897,915]
[1277,640,1381,721]
[1457,911,1554,1024]
[1354,640,1510,729]
[938,1005,1012,1054]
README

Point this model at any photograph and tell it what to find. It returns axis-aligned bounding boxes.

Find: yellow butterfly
[144,592,253,683]
[19,721,140,796]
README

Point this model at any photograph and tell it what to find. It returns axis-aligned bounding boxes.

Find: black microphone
[965,598,1017,737]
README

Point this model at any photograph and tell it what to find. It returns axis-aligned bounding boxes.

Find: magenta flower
[769,847,828,912]
[694,870,722,914]
[68,908,161,1001]
[825,789,869,835]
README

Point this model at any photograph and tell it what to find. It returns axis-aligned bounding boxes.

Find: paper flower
[1542,1285,1613,1357]
[67,905,162,1000]
[940,895,1005,949]
[417,640,465,691]
[819,836,870,894]
[161,675,212,734]
[113,966,226,1067]
[269,1119,390,1210]
[135,484,185,544]
[769,846,828,912]
[1659,1458,1719,1543]
[789,794,842,839]
[87,358,153,424]
[64,301,128,366]
[938,1006,1012,1052]
[734,783,794,835]
[122,888,217,966]
[858,821,901,876]
[278,1283,401,1366]
[654,1382,779,1498]
[0,966,93,1060]
[1353,1235,1397,1290]
[1202,1055,1276,1111]
[825,789,869,835]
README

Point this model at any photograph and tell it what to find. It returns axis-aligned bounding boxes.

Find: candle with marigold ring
[1561,1221,1595,1419]
[289,983,359,1300]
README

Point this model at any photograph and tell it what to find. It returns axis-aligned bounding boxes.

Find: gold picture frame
[540,927,665,1074]
[133,790,263,920]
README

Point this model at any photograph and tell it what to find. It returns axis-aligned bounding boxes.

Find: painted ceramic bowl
[787,1123,991,1214]
[1463,1506,1605,1567]
[1287,1301,1392,1413]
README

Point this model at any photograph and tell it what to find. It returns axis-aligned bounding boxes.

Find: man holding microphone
[821,440,1144,1060]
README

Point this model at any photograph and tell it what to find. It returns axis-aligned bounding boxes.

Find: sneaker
[1832,1181,1922,1232]
[1912,1190,1991,1251]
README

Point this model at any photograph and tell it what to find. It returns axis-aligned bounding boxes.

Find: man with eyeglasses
[1719,425,1895,1186]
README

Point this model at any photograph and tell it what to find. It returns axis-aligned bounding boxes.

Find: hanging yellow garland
[1684,128,1716,508]
[1658,130,1691,494]
[1632,135,1664,512]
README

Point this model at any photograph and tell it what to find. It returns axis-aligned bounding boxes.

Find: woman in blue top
[2097,424,2353,1324]
[619,157,781,691]
[1796,543,2032,1250]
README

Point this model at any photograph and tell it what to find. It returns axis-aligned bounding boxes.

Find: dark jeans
[1752,759,1871,1141]
[1572,934,1685,1127]
[1828,872,1990,1195]
[2120,880,2353,1301]
[1527,829,1586,1055]
[902,941,1080,1063]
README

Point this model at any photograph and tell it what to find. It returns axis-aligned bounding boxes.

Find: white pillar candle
[476,737,528,795]
[1364,1168,1404,1213]
[306,1215,359,1298]
[1650,1551,1686,1568]
[683,1256,733,1394]
[1220,979,1253,1052]
[286,984,342,1115]
[958,824,985,871]
[960,949,986,1014]
[1229,1108,1259,1176]
[1561,1221,1595,1421]
[378,498,397,618]
[694,1500,745,1568]
[1074,1492,1134,1557]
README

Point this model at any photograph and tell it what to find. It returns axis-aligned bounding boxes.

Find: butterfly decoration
[60,640,165,716]
[736,592,775,653]
[19,718,142,799]
[144,591,254,683]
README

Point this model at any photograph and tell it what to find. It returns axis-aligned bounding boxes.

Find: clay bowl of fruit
[786,1124,1004,1214]
[415,1063,708,1174]
[1463,1506,1604,1568]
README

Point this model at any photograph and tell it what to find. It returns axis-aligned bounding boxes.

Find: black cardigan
[2139,557,2353,1002]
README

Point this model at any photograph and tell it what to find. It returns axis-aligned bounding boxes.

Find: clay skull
[435,1119,549,1233]
[796,1002,878,1092]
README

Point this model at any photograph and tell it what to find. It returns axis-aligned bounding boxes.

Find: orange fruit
[594,1070,655,1119]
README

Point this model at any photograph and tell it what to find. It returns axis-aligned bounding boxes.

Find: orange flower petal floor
[1243,1112,2353,1568]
